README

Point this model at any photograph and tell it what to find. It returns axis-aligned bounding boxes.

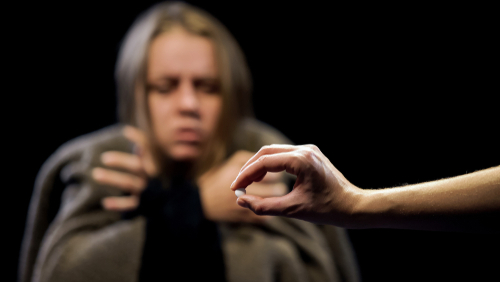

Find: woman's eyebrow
[193,76,219,81]
[148,76,219,83]
[148,76,179,83]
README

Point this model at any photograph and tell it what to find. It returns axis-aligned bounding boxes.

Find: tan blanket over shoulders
[19,120,360,282]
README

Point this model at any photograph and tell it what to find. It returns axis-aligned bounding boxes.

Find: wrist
[350,188,388,229]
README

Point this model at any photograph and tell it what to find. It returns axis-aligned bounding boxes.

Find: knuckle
[259,144,277,155]
[252,203,267,216]
[289,151,313,172]
[290,152,303,164]
[257,155,268,164]
[301,148,316,161]
[253,206,264,216]
[260,145,272,152]
[306,144,320,153]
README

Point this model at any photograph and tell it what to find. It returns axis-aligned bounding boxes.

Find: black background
[7,1,498,281]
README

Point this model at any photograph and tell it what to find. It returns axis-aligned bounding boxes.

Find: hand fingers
[246,182,288,198]
[123,126,158,176]
[101,151,145,176]
[102,196,139,211]
[231,151,307,190]
[239,144,299,173]
[92,167,146,194]
[123,125,148,148]
[236,194,291,217]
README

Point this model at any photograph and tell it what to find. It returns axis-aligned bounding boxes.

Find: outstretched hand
[230,144,365,227]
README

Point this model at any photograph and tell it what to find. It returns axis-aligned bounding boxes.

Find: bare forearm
[232,145,499,232]
[354,166,500,232]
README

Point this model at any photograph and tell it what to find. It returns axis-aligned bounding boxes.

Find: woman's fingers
[102,196,139,211]
[94,127,156,213]
[92,167,146,194]
[101,151,145,176]
[123,125,158,176]
[123,125,148,148]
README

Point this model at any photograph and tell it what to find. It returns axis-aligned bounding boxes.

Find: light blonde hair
[115,2,253,176]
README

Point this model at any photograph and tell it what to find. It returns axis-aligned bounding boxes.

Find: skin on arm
[231,144,500,233]
[358,166,500,233]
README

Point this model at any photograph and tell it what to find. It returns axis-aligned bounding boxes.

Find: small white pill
[235,188,246,198]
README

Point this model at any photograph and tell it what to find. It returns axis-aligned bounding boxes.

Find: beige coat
[20,119,360,282]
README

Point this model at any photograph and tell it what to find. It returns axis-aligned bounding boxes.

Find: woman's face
[147,27,222,162]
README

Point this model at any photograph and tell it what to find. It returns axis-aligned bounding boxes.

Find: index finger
[231,151,307,190]
[101,151,144,175]
[239,145,300,174]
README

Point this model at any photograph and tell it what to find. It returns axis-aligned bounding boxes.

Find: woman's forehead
[147,29,218,79]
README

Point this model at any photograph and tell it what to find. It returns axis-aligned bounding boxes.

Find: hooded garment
[19,119,360,282]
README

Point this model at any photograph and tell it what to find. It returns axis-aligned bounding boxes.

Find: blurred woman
[20,2,359,282]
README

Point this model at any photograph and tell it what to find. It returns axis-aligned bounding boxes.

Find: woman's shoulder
[36,124,131,184]
[231,118,293,153]
[48,124,129,161]
[53,124,127,158]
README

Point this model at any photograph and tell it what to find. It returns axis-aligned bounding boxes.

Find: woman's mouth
[175,128,202,143]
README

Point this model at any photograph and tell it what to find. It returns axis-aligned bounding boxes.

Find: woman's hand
[93,126,158,211]
[198,150,288,224]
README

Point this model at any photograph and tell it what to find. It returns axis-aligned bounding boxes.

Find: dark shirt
[124,178,226,281]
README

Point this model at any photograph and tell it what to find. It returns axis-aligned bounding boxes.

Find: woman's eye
[156,86,172,93]
[195,80,220,94]
[148,80,178,94]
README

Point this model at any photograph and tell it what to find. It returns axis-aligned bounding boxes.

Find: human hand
[230,145,365,227]
[93,126,158,211]
[198,150,287,224]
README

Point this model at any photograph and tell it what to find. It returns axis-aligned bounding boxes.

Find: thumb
[236,194,287,217]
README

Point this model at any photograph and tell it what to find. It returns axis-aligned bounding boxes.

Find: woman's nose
[177,80,200,116]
